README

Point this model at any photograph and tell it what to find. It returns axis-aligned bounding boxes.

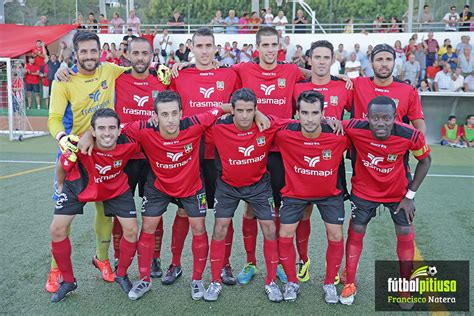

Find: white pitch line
[0,160,55,164]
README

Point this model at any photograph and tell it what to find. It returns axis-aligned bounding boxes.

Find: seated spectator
[404,38,416,60]
[458,46,473,77]
[119,44,130,67]
[418,79,431,92]
[455,35,472,56]
[263,7,274,26]
[335,43,348,69]
[158,28,172,57]
[441,116,466,147]
[215,45,223,61]
[231,41,241,61]
[168,10,185,34]
[277,44,286,62]
[210,10,225,33]
[438,38,451,59]
[345,52,361,78]
[175,43,187,62]
[110,43,120,65]
[165,50,178,68]
[99,14,108,34]
[86,12,98,31]
[418,4,434,31]
[224,10,239,34]
[273,10,288,33]
[73,13,84,26]
[461,114,474,147]
[443,5,459,31]
[343,18,353,33]
[426,59,441,89]
[122,28,137,43]
[238,44,252,63]
[353,43,365,61]
[238,12,250,34]
[464,70,474,92]
[100,43,111,62]
[110,12,125,34]
[248,44,254,56]
[25,55,40,109]
[127,10,140,34]
[248,12,261,33]
[452,67,465,91]
[401,54,420,87]
[293,9,308,33]
[441,45,458,70]
[220,42,235,65]
[434,63,455,91]
[292,45,306,68]
[471,16,474,31]
[459,5,472,31]
[387,16,402,32]
[330,58,342,76]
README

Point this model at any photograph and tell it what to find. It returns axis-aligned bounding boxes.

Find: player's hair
[446,45,452,49]
[230,88,257,108]
[367,96,396,115]
[467,114,474,120]
[256,26,279,46]
[296,90,324,112]
[91,108,120,129]
[73,31,100,52]
[308,40,334,58]
[448,115,456,120]
[154,90,182,113]
[192,27,215,45]
[129,37,152,52]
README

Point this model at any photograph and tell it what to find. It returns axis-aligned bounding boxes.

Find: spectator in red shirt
[426,59,441,90]
[25,55,41,109]
[40,63,49,108]
[277,44,286,62]
[99,14,108,34]
[139,26,158,51]
[32,40,46,66]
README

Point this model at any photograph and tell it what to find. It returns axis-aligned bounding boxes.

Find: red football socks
[154,219,164,259]
[396,228,415,279]
[112,217,122,259]
[137,232,155,282]
[345,226,365,284]
[191,233,209,280]
[263,239,279,285]
[210,238,226,282]
[223,220,234,266]
[171,213,189,267]
[116,237,137,277]
[242,216,258,265]
[278,236,298,283]
[51,237,75,283]
[296,218,311,263]
[324,239,344,285]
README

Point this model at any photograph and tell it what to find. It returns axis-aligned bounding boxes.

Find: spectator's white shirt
[273,16,288,32]
[464,75,474,92]
[264,13,274,25]
[330,61,342,76]
[345,60,361,78]
[434,71,454,91]
[443,12,459,31]
[160,35,172,53]
[239,51,252,63]
[285,44,296,62]
[452,74,464,91]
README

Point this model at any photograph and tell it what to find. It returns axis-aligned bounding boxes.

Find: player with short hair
[461,114,474,147]
[46,31,128,292]
[276,90,349,303]
[49,108,140,303]
[339,96,431,309]
[291,40,353,283]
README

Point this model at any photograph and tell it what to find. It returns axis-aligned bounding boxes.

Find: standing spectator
[277,43,286,62]
[458,47,473,77]
[418,79,431,92]
[110,12,125,34]
[393,41,404,78]
[127,10,140,34]
[455,35,472,56]
[330,58,342,76]
[414,43,427,81]
[263,7,274,26]
[158,28,172,57]
[461,115,474,147]
[168,10,185,34]
[401,54,421,87]
[73,13,84,26]
[404,38,416,60]
[238,12,250,34]
[224,10,239,34]
[353,43,364,61]
[39,62,49,108]
[452,67,465,91]
[273,10,288,34]
[292,45,306,68]
[122,28,137,43]
[238,44,252,63]
[438,38,451,59]
[335,43,348,70]
[34,15,47,26]
[210,10,225,33]
[387,17,402,32]
[426,59,441,89]
[283,36,295,62]
[110,43,120,65]
[293,9,308,33]
[118,43,130,67]
[345,52,361,78]
[25,56,40,109]
[139,26,158,51]
[418,5,434,31]
[441,45,458,70]
[434,63,455,91]
[248,44,254,56]
[165,50,178,68]
[459,5,472,31]
[31,40,46,66]
[44,53,60,95]
[464,70,474,91]
[98,14,108,34]
[441,116,466,147]
[58,41,72,65]
[424,32,439,67]
[372,15,384,33]
[220,42,235,65]
[100,43,111,62]
[343,18,353,33]
[86,12,98,31]
[175,43,189,62]
[231,41,241,62]
[443,6,460,31]
[360,46,373,77]
[248,11,261,33]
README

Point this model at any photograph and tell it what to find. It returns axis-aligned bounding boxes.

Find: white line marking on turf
[0,160,55,164]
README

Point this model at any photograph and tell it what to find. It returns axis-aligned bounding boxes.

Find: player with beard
[46,31,128,293]
[291,40,353,283]
[166,27,241,286]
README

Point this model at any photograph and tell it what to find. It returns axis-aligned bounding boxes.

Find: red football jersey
[344,119,430,203]
[208,115,284,188]
[293,77,353,120]
[60,138,140,202]
[32,47,45,66]
[352,77,424,123]
[170,66,241,159]
[25,64,40,84]
[122,109,224,198]
[276,122,349,199]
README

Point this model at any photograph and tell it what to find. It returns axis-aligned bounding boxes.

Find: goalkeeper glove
[63,150,77,163]
[157,64,172,86]
[59,134,80,154]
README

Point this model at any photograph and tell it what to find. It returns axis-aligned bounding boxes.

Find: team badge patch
[268,197,276,217]
[391,98,399,108]
[101,80,108,90]
[216,81,225,91]
[184,143,193,153]
[152,90,159,100]
[278,78,286,88]
[197,193,208,212]
[256,136,266,147]
[113,160,122,168]
[322,150,332,160]
[330,96,338,106]
[387,154,397,162]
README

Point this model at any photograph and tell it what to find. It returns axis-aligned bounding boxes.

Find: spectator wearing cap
[443,5,460,31]
[459,5,472,31]
[127,10,140,33]
[110,12,125,34]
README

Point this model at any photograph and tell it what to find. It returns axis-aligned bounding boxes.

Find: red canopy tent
[0,24,78,58]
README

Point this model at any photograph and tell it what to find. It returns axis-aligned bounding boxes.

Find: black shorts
[201,159,217,209]
[124,158,150,198]
[266,152,285,208]
[26,83,40,93]
[142,173,207,218]
[214,172,275,221]
[54,180,136,218]
[280,194,345,225]
[349,194,412,227]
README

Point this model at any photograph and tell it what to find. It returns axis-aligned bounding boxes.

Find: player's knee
[50,222,67,241]
[259,220,276,240]
[122,224,138,242]
[327,228,343,241]
[177,208,187,217]
[189,219,206,235]
[395,224,413,236]
[279,224,294,238]
[351,222,367,234]
[141,217,159,234]
[212,220,229,240]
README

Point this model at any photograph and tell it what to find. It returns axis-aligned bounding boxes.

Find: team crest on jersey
[101,80,108,90]
[322,150,332,160]
[197,193,208,212]
[256,136,266,147]
[152,90,159,100]
[391,98,399,108]
[330,96,338,106]
[277,78,286,88]
[113,160,122,168]
[184,143,193,153]
[387,154,397,162]
[216,81,225,91]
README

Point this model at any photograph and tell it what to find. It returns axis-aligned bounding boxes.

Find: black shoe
[51,280,77,303]
[115,274,132,294]
[221,265,236,285]
[150,258,163,278]
[161,265,182,285]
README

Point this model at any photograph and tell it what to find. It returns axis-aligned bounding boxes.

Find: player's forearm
[411,119,426,134]
[47,113,66,141]
[299,67,311,79]
[220,103,232,114]
[410,154,431,192]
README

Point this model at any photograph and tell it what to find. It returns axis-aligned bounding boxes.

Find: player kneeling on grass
[275,90,349,303]
[49,108,141,303]
[339,96,431,309]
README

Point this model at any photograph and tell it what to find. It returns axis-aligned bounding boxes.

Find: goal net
[0,57,49,141]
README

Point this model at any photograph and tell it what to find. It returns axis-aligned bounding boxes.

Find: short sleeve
[194,108,224,129]
[410,131,430,160]
[407,88,424,121]
[121,121,144,142]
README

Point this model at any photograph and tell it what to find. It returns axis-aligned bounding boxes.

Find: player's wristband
[405,189,416,200]
[56,132,66,142]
